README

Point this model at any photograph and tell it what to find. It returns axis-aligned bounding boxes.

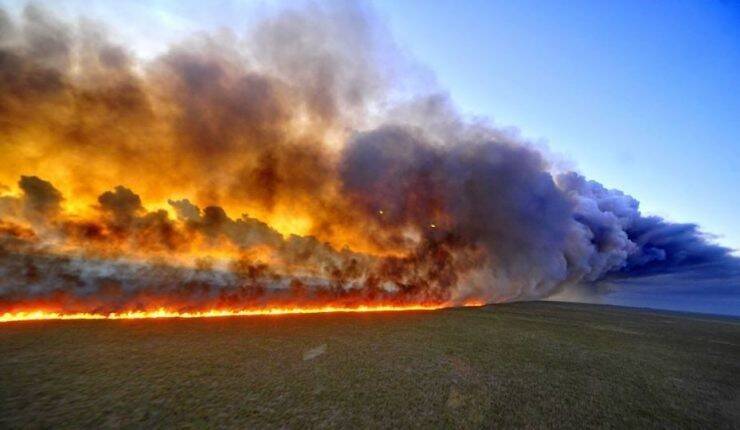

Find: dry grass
[1,301,738,429]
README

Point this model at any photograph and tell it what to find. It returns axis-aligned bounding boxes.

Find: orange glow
[0,302,487,323]
[1,304,448,323]
[0,10,495,319]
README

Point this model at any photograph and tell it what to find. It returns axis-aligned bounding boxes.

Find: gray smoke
[339,96,739,301]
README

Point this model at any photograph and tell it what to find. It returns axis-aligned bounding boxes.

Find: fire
[0,5,521,316]
[0,304,461,323]
[0,301,488,323]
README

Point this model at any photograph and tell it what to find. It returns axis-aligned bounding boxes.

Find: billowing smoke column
[0,4,737,316]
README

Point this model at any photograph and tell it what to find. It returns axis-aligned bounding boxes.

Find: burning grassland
[1,302,738,428]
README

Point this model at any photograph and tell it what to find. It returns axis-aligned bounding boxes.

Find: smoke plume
[0,3,737,315]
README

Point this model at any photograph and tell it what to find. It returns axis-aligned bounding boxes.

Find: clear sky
[5,0,740,252]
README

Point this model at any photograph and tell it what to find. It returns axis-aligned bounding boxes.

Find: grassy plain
[1,301,738,428]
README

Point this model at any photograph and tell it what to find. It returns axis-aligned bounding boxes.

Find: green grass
[1,302,738,429]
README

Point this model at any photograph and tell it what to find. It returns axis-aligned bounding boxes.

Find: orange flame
[0,302,486,323]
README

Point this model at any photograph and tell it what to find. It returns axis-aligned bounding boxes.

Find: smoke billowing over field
[0,3,737,318]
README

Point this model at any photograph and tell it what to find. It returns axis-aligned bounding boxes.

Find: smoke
[558,173,739,283]
[0,3,737,314]
[19,175,63,219]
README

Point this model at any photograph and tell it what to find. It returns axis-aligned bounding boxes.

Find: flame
[0,301,487,323]
[0,304,460,323]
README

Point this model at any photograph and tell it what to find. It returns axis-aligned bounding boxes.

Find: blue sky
[5,0,740,252]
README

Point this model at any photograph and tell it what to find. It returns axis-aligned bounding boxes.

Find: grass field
[1,302,738,429]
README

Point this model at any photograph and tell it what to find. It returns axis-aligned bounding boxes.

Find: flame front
[0,304,454,323]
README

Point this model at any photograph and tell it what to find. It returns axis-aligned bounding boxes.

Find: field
[1,302,738,429]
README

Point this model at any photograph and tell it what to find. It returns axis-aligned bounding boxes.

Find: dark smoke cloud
[340,123,574,299]
[19,175,62,218]
[98,186,143,224]
[558,173,739,282]
[337,95,739,300]
[0,3,737,314]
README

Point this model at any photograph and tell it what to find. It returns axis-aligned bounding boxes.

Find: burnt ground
[1,301,738,429]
